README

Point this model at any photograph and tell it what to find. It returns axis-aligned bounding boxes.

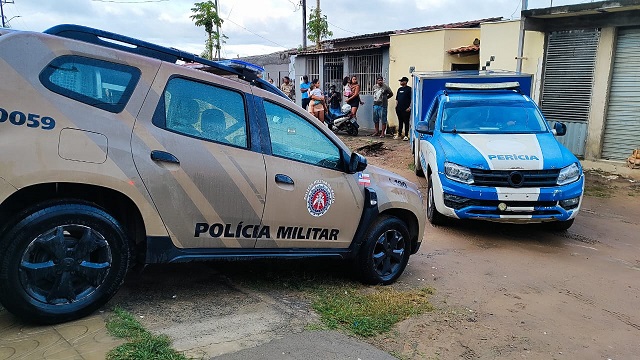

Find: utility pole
[1,0,15,28]
[301,0,307,49]
[1,0,5,28]
[214,0,220,60]
[516,0,528,72]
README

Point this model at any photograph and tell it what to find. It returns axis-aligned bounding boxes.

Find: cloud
[3,0,591,58]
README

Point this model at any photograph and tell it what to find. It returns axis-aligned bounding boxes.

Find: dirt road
[3,133,637,360]
[341,134,640,359]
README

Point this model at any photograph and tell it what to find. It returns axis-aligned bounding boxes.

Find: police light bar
[445,82,521,90]
[216,59,265,75]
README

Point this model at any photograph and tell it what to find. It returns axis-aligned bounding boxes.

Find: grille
[470,169,560,187]
[445,198,557,210]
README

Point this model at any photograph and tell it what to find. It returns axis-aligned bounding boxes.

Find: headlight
[444,162,474,184]
[557,163,580,185]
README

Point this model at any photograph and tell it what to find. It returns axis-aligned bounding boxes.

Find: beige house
[388,20,545,129]
[389,0,640,163]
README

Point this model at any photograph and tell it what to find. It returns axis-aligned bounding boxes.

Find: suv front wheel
[427,174,447,225]
[0,201,130,324]
[356,215,411,285]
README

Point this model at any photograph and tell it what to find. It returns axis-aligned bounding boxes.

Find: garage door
[601,27,640,161]
[540,29,600,157]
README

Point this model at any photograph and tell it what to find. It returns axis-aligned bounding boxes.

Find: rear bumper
[436,174,584,223]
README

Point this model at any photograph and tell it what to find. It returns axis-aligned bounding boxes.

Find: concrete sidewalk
[212,330,396,360]
[0,309,122,359]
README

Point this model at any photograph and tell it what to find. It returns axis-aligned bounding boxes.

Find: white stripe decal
[459,134,544,170]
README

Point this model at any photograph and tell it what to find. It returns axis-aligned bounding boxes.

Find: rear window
[39,55,141,113]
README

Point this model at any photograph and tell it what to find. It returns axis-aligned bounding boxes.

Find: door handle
[275,174,294,185]
[150,150,180,164]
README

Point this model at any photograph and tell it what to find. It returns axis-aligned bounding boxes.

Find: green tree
[307,7,333,49]
[190,1,226,60]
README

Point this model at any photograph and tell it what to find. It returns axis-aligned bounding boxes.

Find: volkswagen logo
[508,171,524,187]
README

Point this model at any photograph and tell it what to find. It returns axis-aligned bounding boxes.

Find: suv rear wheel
[414,140,424,177]
[356,215,410,285]
[0,201,130,324]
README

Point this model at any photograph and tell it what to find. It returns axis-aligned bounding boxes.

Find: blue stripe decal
[438,134,491,170]
[536,133,565,169]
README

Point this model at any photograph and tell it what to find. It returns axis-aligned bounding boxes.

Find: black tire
[414,140,424,177]
[347,126,358,136]
[427,175,447,225]
[0,201,130,324]
[545,218,575,231]
[356,215,411,285]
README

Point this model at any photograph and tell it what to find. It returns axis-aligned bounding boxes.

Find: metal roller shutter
[540,29,600,157]
[601,27,640,161]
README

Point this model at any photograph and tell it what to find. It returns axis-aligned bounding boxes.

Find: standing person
[345,75,361,120]
[371,76,394,138]
[328,85,342,117]
[300,75,311,110]
[308,79,326,124]
[280,76,295,101]
[394,76,412,141]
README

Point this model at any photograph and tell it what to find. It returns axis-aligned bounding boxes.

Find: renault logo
[508,171,524,188]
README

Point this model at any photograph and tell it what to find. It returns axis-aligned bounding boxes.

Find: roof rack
[444,82,521,91]
[44,24,287,99]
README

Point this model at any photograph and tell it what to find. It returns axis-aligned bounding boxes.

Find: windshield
[441,100,548,134]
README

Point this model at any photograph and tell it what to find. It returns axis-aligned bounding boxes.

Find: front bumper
[436,174,584,223]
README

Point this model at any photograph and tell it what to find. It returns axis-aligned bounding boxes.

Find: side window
[428,99,439,131]
[39,55,140,113]
[263,101,341,170]
[153,77,248,148]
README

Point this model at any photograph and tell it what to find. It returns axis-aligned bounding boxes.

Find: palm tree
[190,1,225,60]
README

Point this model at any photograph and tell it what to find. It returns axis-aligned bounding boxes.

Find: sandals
[369,132,380,137]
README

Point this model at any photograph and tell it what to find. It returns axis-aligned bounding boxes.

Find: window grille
[323,54,344,92]
[305,56,320,82]
[347,53,383,95]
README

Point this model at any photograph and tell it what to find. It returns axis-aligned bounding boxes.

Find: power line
[510,0,521,18]
[327,20,356,35]
[224,17,287,48]
[90,0,169,3]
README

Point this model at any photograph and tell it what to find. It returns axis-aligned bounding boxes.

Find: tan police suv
[0,25,425,324]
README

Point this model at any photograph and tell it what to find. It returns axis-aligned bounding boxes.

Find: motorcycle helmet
[341,104,351,113]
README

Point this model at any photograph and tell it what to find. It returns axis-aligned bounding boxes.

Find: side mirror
[553,122,567,136]
[348,152,368,174]
[415,121,432,135]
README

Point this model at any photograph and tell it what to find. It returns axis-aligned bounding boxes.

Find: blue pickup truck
[411,72,583,230]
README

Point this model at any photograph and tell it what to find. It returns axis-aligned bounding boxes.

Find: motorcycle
[326,104,359,136]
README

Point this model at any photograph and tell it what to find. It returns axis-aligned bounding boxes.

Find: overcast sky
[2,0,593,58]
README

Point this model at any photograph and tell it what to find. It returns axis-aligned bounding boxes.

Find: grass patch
[106,307,188,360]
[222,260,434,338]
[311,286,434,337]
[408,163,416,172]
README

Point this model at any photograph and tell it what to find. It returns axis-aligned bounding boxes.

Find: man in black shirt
[394,76,412,140]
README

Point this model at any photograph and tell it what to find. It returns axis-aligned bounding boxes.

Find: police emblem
[304,180,335,217]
